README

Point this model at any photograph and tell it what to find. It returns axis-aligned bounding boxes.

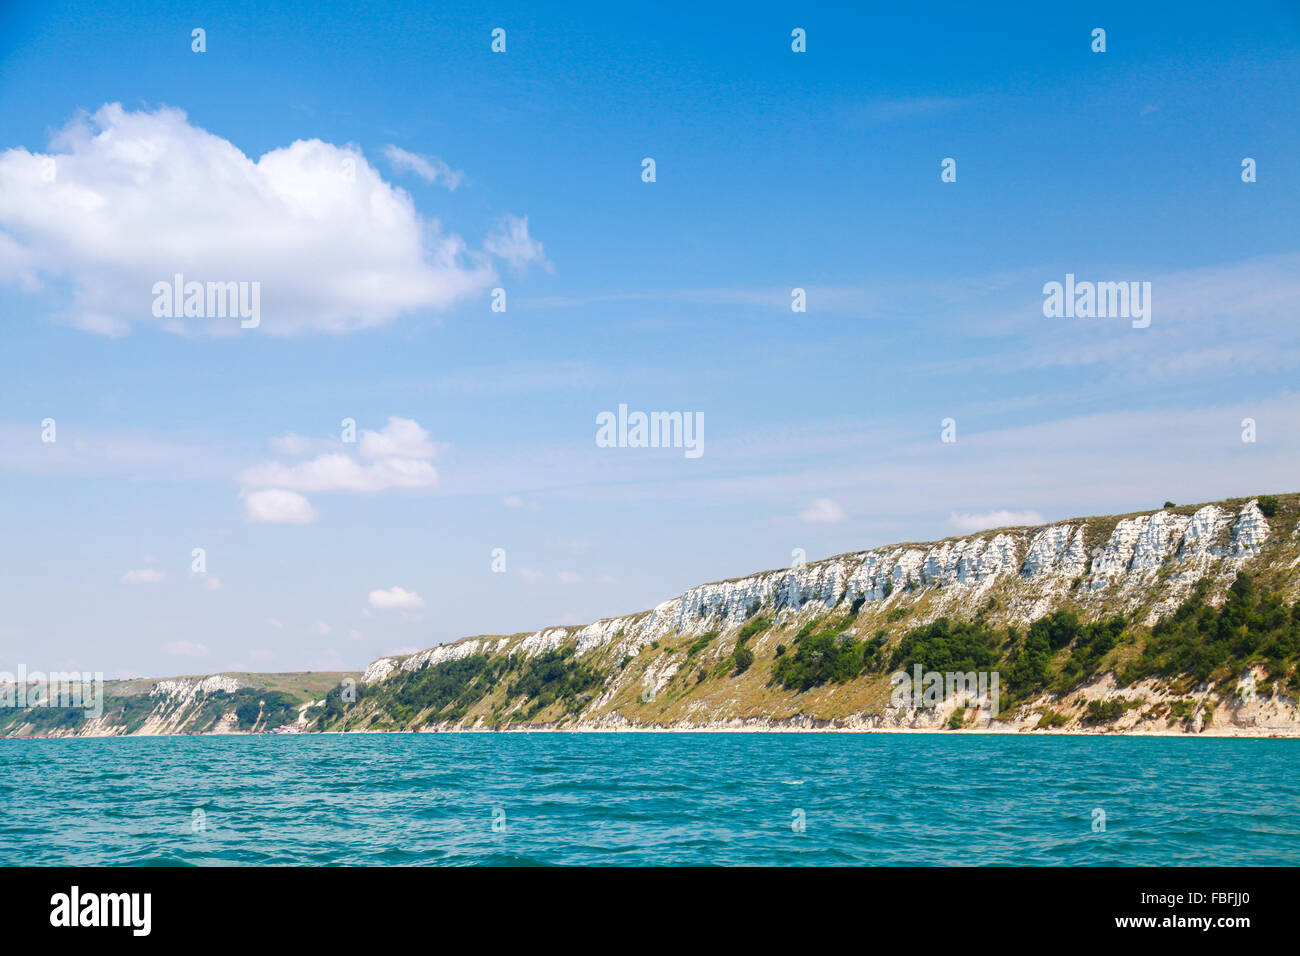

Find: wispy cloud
[485,214,552,273]
[799,498,847,524]
[849,95,972,124]
[121,568,166,584]
[948,509,1045,534]
[382,145,465,189]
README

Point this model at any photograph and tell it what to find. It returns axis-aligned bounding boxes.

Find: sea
[2,733,1296,866]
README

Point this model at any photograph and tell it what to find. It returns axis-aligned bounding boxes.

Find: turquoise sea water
[1,733,1296,866]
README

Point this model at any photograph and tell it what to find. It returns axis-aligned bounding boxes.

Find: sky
[0,0,1297,678]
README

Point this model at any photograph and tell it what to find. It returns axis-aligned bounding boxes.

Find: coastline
[7,723,1299,740]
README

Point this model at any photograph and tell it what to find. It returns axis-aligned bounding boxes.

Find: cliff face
[334,494,1300,737]
[365,497,1282,681]
[0,672,352,739]
[6,495,1300,738]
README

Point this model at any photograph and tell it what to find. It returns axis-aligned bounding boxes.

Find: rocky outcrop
[149,675,244,700]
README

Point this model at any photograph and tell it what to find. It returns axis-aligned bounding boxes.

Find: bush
[235,700,261,728]
[1128,572,1300,685]
[889,617,1003,674]
[1036,709,1069,729]
[1083,698,1130,724]
[687,631,718,657]
[770,629,867,691]
[1029,609,1082,651]
[1257,495,1279,518]
[1168,699,1196,720]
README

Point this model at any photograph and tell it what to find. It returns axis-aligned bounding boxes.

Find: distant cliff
[6,495,1300,738]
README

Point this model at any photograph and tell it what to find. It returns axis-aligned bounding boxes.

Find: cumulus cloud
[948,509,1045,533]
[799,498,847,524]
[240,417,438,496]
[368,586,424,610]
[0,104,501,335]
[121,568,166,584]
[485,214,551,273]
[242,488,318,524]
[358,416,436,461]
[383,145,465,190]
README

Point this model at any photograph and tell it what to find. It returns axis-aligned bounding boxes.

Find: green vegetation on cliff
[309,570,1300,732]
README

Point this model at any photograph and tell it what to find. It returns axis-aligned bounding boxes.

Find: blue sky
[0,0,1297,677]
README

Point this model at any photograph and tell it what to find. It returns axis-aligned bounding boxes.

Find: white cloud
[485,214,551,273]
[266,618,284,629]
[358,416,436,460]
[368,586,424,610]
[201,575,222,591]
[163,640,208,657]
[240,453,437,493]
[314,621,333,636]
[948,509,1045,533]
[557,571,582,584]
[383,145,465,190]
[242,488,318,524]
[519,568,543,582]
[799,498,847,524]
[0,104,499,335]
[121,568,166,584]
[240,417,438,501]
[249,649,275,663]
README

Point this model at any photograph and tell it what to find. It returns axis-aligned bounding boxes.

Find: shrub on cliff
[770,629,867,691]
[1083,698,1131,724]
[887,617,1003,674]
[1127,572,1300,685]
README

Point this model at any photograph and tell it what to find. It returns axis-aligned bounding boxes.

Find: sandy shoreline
[7,724,1299,740]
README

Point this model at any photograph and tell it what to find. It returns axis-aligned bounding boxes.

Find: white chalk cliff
[365,498,1283,683]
